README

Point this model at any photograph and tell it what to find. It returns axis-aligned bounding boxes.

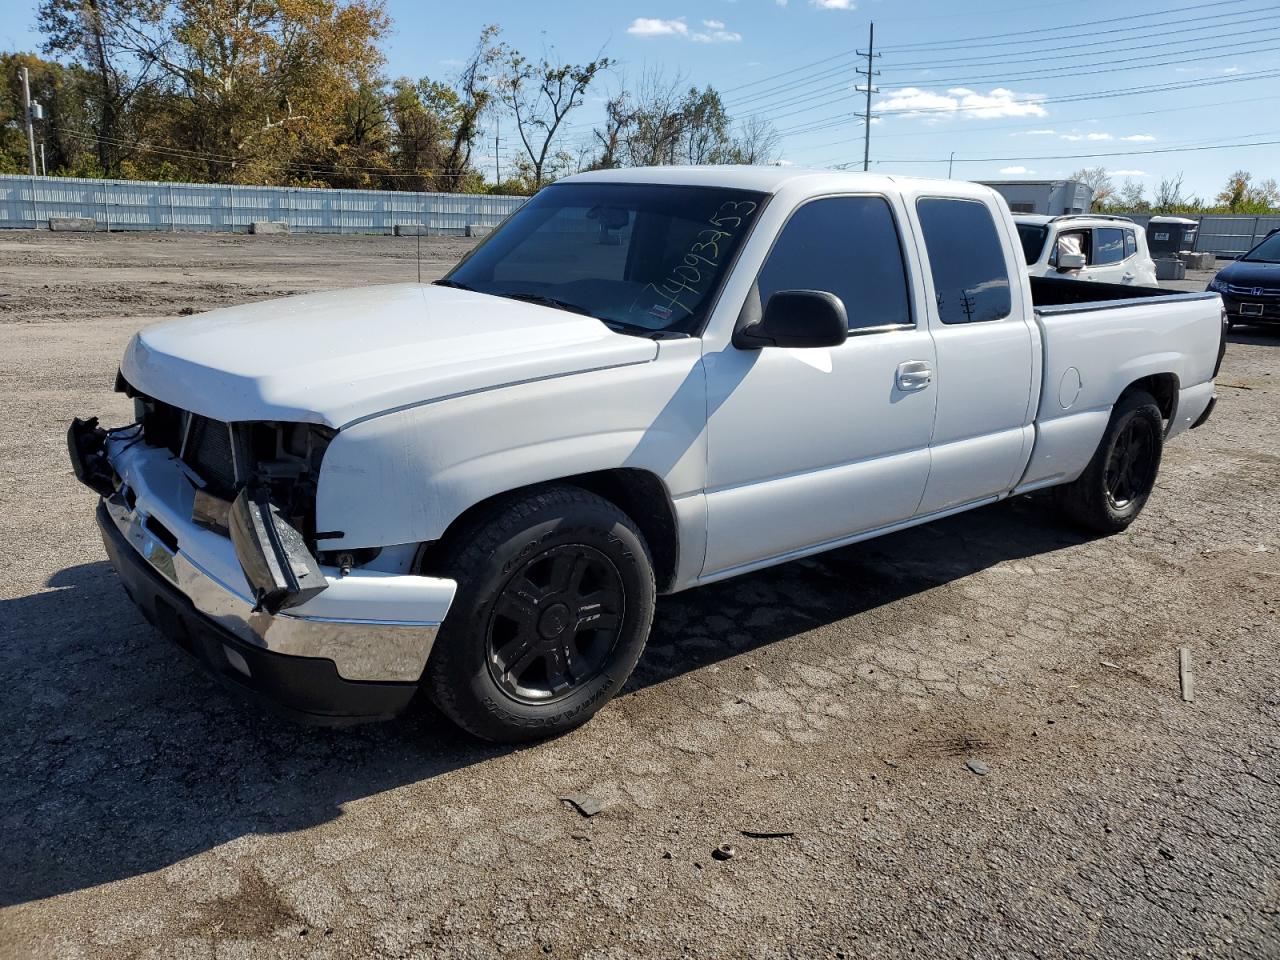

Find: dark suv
[1208,229,1280,329]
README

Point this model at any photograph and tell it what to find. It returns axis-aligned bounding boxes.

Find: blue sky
[7,0,1278,198]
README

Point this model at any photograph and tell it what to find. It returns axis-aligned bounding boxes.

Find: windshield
[442,182,767,335]
[1016,223,1049,265]
[1243,232,1280,263]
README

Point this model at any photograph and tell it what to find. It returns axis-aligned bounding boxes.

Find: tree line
[1072,166,1280,216]
[0,1,778,194]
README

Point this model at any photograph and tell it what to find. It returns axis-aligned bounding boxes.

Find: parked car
[69,168,1225,742]
[1015,214,1158,286]
[1207,228,1280,329]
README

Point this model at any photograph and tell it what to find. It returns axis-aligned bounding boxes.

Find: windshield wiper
[433,278,475,291]
[498,291,595,317]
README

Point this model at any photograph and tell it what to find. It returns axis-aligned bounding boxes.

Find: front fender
[314,340,707,552]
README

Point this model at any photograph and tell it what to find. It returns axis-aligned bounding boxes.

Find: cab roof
[558,164,986,197]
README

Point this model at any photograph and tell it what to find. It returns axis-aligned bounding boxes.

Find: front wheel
[1056,389,1165,534]
[424,485,655,742]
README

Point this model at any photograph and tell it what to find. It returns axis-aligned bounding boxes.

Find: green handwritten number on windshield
[645,201,759,321]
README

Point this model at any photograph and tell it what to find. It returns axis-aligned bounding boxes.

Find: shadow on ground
[0,495,1087,906]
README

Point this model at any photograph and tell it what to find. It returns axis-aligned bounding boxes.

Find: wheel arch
[418,468,681,594]
[1118,372,1179,430]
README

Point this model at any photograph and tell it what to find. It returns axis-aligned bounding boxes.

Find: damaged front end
[66,370,457,720]
[99,374,339,613]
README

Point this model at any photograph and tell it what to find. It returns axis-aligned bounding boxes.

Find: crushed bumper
[73,421,457,720]
[98,502,418,723]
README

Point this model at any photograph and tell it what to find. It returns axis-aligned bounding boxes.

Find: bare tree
[726,113,781,165]
[1154,172,1187,211]
[37,0,166,175]
[1070,166,1115,207]
[496,46,612,189]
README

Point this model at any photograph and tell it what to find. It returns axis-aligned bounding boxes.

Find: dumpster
[1147,216,1198,258]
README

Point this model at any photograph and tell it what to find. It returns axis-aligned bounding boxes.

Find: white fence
[0,174,526,235]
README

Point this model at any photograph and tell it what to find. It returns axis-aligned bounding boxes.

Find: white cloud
[1120,134,1156,142]
[999,166,1034,175]
[1061,132,1113,141]
[811,0,856,8]
[694,26,742,42]
[776,0,789,6]
[1025,128,1057,136]
[627,16,741,42]
[627,17,687,36]
[874,86,1048,120]
[1109,169,1148,176]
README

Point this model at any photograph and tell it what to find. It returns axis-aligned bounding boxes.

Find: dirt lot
[1,231,1277,959]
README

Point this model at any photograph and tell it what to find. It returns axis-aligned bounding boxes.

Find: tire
[424,485,655,743]
[1056,389,1164,535]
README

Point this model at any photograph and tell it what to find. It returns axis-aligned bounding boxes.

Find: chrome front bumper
[100,436,456,683]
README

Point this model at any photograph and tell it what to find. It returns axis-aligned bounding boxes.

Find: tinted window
[916,198,1012,324]
[757,196,911,331]
[1095,228,1126,265]
[1123,229,1138,258]
[1243,232,1280,263]
[445,183,766,335]
[1016,223,1048,265]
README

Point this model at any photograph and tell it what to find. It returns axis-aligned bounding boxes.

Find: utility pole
[20,66,37,176]
[493,116,501,187]
[948,151,955,178]
[855,21,880,172]
[40,143,46,177]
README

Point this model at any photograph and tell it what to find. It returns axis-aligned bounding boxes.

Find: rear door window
[1123,229,1138,258]
[1094,228,1126,265]
[915,198,1012,324]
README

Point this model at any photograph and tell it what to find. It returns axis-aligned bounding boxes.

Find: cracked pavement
[1,232,1277,959]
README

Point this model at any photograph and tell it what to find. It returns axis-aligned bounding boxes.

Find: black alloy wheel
[1056,388,1164,534]
[486,544,625,703]
[1104,415,1158,510]
[424,484,656,743]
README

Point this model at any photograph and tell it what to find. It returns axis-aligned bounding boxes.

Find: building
[977,180,1094,216]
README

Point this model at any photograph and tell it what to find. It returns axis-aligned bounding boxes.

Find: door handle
[896,360,933,391]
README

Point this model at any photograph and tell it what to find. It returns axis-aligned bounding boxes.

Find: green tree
[1215,170,1280,213]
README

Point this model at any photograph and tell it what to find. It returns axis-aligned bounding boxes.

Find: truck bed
[1030,275,1204,311]
[1015,276,1223,496]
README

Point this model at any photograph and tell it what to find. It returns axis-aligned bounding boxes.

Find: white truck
[1015,213,1159,286]
[69,167,1225,742]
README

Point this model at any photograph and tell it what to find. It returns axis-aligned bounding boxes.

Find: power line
[773,67,1280,138]
[886,7,1280,68]
[879,0,1256,50]
[725,4,1279,114]
[845,135,1280,166]
[782,92,1280,157]
[53,127,483,179]
[731,36,1280,127]
[722,0,1259,109]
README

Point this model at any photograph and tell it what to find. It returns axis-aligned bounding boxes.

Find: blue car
[1208,229,1280,329]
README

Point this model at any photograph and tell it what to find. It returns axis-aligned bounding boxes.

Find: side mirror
[1057,252,1087,271]
[734,290,849,349]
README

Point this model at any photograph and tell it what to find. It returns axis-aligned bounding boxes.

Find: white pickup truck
[69,167,1225,741]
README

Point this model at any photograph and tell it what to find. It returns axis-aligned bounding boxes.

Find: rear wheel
[424,485,655,743]
[1057,389,1164,534]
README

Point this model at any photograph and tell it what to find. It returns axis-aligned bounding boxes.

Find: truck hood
[121,283,659,427]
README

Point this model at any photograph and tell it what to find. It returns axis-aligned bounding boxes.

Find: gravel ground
[1,231,1277,960]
